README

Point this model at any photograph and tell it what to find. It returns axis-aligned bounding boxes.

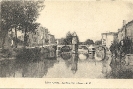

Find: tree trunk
[2,30,8,50]
[15,27,17,48]
[2,38,5,49]
[24,27,27,48]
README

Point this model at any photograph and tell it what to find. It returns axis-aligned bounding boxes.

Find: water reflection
[0,58,58,78]
[0,52,107,78]
[0,60,15,77]
[61,52,72,60]
[71,53,78,74]
[79,53,89,60]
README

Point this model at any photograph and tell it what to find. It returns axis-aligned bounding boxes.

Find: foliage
[58,38,66,45]
[110,37,133,55]
[64,31,73,45]
[109,37,133,79]
[79,39,94,45]
[95,40,102,45]
[63,31,79,45]
[84,39,94,45]
[1,1,44,48]
[1,1,25,48]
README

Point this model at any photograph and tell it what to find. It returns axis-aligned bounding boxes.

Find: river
[0,53,111,78]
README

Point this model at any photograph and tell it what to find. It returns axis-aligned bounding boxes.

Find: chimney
[123,20,126,26]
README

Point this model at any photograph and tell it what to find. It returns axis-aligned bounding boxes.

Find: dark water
[0,54,111,78]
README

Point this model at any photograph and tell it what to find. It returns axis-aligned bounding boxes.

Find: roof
[126,20,133,27]
[118,20,133,32]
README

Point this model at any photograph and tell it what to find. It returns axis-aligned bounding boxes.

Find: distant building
[48,34,55,45]
[56,38,65,45]
[18,35,24,41]
[117,20,133,42]
[0,31,14,48]
[72,32,78,45]
[101,32,117,48]
[117,20,127,42]
[28,26,49,47]
[125,20,133,41]
[28,32,38,47]
[117,29,123,42]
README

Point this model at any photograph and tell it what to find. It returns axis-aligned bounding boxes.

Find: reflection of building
[71,53,78,74]
[101,32,117,48]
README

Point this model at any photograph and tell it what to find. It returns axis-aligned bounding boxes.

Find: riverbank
[0,47,56,61]
[95,47,133,79]
[107,53,133,79]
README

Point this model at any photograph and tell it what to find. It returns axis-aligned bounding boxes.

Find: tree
[1,1,13,49]
[1,1,25,48]
[84,39,94,45]
[19,1,44,47]
[64,31,73,45]
[1,1,44,48]
[95,40,102,45]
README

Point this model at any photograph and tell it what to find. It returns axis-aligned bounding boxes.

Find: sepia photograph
[0,0,133,81]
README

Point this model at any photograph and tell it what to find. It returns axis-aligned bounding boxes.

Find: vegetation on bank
[1,1,44,49]
[109,37,133,78]
[16,48,41,64]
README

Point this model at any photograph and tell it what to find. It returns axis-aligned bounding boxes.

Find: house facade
[48,34,55,45]
[117,20,133,42]
[28,26,50,47]
[101,32,117,48]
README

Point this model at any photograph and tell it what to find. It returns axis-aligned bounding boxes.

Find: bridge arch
[95,45,107,60]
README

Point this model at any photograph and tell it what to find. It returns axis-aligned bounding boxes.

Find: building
[101,32,117,48]
[72,32,78,45]
[28,26,49,47]
[101,20,133,49]
[117,20,133,42]
[125,20,133,41]
[48,34,55,45]
[0,31,14,49]
[36,26,49,46]
[117,29,123,42]
[56,38,65,45]
[28,32,38,47]
[117,20,127,42]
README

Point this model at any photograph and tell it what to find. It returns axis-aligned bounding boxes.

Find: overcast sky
[36,0,133,42]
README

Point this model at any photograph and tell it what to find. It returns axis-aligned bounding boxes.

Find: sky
[36,0,133,42]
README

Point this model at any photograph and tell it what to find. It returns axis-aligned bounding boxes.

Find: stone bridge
[56,45,90,51]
